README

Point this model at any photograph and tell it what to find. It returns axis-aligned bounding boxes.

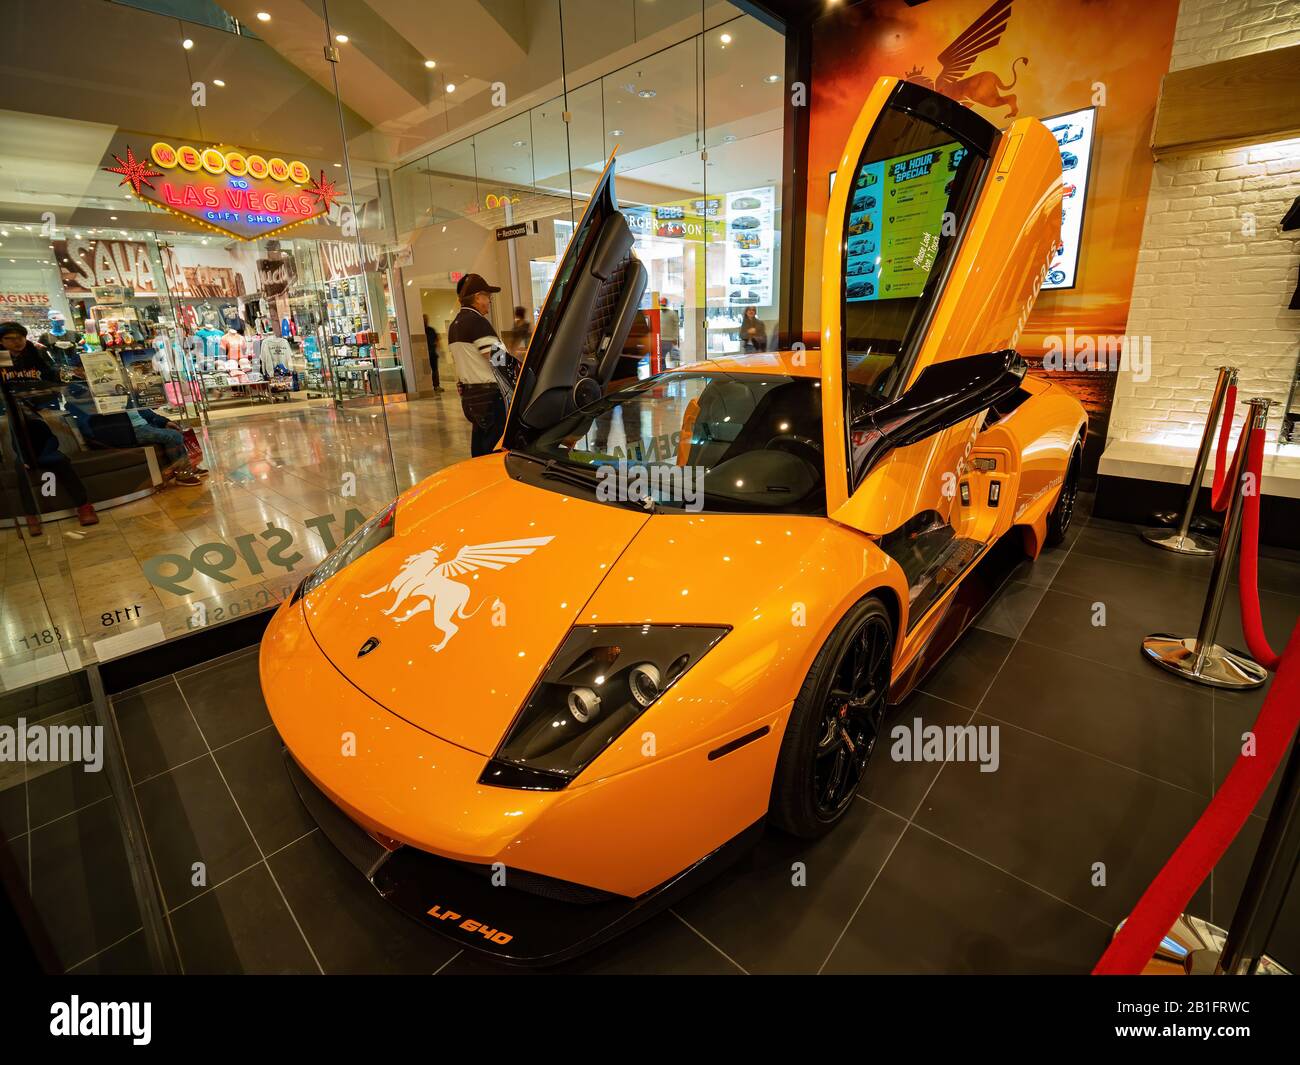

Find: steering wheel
[766,433,822,468]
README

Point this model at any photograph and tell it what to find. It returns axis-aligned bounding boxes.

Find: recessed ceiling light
[720,33,732,44]
[110,215,118,220]
[765,74,781,83]
[446,82,456,93]
[335,33,348,43]
[213,79,226,87]
[333,162,342,168]
[182,38,194,49]
[504,166,516,173]
[512,139,526,148]
[256,11,271,21]
[424,59,436,69]
[610,129,624,136]
[637,89,656,98]
[723,134,737,142]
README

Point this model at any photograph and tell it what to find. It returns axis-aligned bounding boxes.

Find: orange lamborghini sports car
[261,77,1086,964]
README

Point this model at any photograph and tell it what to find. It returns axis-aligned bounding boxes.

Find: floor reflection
[1,393,473,682]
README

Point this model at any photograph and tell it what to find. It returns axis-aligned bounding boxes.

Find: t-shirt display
[219,331,245,361]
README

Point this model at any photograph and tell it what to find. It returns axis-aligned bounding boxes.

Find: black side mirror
[849,349,1026,485]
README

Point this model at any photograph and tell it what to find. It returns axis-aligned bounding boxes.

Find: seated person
[125,407,207,486]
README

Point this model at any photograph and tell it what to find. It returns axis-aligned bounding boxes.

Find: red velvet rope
[1210,383,1238,513]
[1093,617,1300,975]
[1239,428,1282,671]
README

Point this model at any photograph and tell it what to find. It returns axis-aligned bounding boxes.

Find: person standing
[739,306,767,353]
[448,274,515,457]
[0,321,98,532]
[422,314,443,393]
[510,306,532,358]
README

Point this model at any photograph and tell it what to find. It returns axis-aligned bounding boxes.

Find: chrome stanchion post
[1142,365,1237,555]
[1141,397,1271,689]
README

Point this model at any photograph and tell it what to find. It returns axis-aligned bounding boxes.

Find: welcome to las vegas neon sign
[103,142,340,241]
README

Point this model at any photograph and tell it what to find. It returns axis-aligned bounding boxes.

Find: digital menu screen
[845,141,967,303]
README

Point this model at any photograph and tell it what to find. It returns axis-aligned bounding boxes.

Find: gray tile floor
[10,495,1299,974]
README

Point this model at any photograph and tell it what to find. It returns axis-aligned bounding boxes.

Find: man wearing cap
[448,273,517,456]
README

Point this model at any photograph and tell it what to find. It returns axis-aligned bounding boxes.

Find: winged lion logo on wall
[361,537,554,652]
[903,0,1028,119]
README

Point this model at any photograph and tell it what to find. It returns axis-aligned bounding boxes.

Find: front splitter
[282,745,762,967]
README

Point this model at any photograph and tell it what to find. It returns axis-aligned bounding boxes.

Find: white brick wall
[1169,0,1300,70]
[1108,0,1300,450]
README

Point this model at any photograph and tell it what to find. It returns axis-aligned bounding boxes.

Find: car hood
[302,455,650,755]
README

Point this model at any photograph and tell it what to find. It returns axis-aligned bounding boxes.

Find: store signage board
[624,197,724,247]
[57,237,252,299]
[319,239,394,282]
[0,292,52,311]
[496,222,528,242]
[102,143,339,241]
[56,238,162,297]
[1040,107,1097,291]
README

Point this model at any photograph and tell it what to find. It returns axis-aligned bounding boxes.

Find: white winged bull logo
[360,537,554,652]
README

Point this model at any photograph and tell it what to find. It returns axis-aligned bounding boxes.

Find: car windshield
[514,370,826,514]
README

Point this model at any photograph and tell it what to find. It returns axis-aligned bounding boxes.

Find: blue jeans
[132,423,187,466]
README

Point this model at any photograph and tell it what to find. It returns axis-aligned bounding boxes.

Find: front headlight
[479,624,729,790]
[291,500,397,603]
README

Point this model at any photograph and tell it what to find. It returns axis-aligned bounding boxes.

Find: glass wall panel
[1,0,785,973]
[701,16,786,356]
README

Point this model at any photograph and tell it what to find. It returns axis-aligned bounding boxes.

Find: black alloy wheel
[812,610,892,819]
[1045,441,1082,547]
[770,596,895,838]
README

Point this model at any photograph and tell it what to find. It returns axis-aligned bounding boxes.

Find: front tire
[1044,440,1082,547]
[769,596,894,838]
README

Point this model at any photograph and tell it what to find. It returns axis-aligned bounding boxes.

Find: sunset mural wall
[803,0,1182,470]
